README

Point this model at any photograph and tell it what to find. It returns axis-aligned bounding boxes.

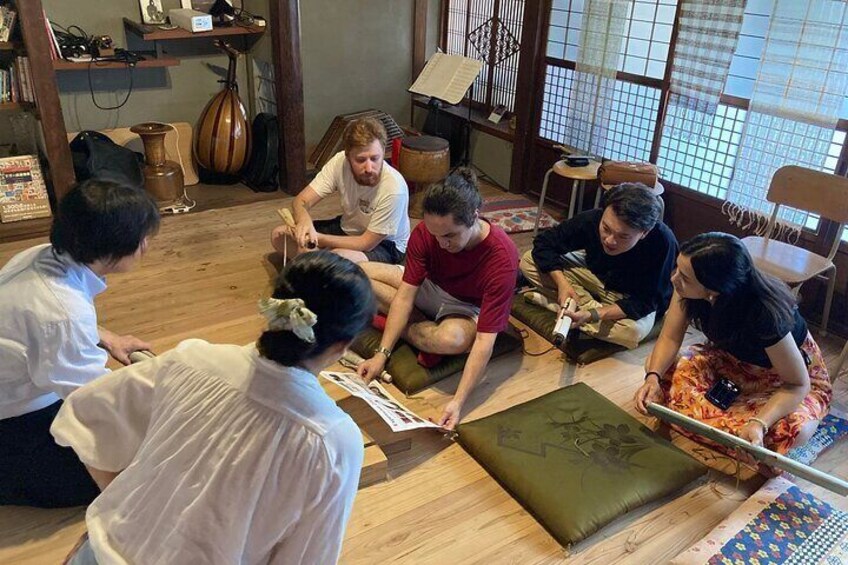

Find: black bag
[243,113,280,192]
[70,131,145,190]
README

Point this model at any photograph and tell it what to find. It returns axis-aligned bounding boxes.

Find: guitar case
[243,112,280,192]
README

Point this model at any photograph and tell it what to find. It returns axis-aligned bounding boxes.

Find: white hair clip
[258,297,318,343]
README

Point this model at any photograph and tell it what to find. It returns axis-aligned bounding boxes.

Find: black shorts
[314,215,405,264]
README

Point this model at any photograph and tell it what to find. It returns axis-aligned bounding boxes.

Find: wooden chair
[741,165,848,335]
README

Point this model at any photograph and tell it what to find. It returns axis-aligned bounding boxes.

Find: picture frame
[140,0,167,24]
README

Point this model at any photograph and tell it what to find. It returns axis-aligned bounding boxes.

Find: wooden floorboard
[1,181,847,564]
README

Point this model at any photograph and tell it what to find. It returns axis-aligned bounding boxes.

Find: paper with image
[321,371,441,432]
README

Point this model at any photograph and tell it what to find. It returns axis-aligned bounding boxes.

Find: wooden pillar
[17,0,75,201]
[270,0,306,195]
[508,0,548,194]
[413,0,428,80]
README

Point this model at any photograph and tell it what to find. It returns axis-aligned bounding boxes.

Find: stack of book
[0,155,52,223]
[0,56,34,104]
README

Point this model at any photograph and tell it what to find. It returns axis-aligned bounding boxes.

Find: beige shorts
[398,267,479,322]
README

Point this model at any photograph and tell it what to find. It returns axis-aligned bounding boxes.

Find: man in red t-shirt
[357,168,519,430]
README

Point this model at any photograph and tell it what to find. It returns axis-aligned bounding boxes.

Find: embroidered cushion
[457,382,707,547]
[349,327,522,395]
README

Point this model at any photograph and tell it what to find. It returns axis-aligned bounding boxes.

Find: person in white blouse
[0,180,160,508]
[53,251,375,565]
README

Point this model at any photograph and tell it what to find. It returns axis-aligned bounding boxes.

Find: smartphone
[705,377,741,411]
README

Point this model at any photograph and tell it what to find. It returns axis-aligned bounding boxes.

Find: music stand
[410,54,483,168]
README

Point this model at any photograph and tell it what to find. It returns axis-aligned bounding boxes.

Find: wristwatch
[374,346,392,360]
[588,308,600,323]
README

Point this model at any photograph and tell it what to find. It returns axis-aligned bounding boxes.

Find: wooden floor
[1,183,847,564]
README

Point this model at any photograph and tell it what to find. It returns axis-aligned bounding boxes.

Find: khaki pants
[519,250,655,349]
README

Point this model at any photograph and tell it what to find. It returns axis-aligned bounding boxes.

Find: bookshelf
[0,0,74,242]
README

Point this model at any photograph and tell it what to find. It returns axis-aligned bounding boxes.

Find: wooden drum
[398,136,450,186]
[398,136,450,218]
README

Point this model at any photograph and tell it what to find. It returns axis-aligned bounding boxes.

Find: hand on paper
[437,399,463,431]
[634,376,664,415]
[357,356,386,383]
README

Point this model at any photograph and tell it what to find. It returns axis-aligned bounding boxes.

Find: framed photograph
[140,0,166,24]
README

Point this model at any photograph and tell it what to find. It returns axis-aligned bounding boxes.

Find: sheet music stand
[409,54,483,168]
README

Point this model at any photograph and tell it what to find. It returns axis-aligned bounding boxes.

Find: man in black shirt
[521,183,677,349]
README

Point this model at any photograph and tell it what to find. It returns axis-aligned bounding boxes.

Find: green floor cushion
[349,327,522,395]
[457,383,707,548]
[511,295,661,364]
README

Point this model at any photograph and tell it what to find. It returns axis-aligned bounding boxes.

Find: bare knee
[271,225,290,253]
[431,322,476,354]
[331,248,368,264]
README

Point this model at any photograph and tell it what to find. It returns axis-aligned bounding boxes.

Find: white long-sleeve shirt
[0,244,109,419]
[51,339,363,565]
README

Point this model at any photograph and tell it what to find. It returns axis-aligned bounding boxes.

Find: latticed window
[442,0,525,112]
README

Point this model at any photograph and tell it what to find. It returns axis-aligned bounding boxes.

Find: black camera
[705,377,741,411]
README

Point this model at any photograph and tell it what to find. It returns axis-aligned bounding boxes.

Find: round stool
[398,136,450,218]
[534,159,601,236]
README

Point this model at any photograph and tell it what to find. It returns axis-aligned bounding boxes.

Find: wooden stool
[398,136,450,218]
[534,159,601,237]
[597,180,666,219]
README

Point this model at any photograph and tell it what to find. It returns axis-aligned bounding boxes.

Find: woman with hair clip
[52,251,375,565]
[0,179,160,508]
[634,232,831,455]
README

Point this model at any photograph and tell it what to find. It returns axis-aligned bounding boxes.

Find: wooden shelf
[0,102,34,111]
[123,18,265,41]
[53,55,180,71]
[412,95,515,142]
[0,216,52,242]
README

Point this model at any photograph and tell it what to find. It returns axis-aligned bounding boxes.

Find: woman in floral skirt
[634,232,830,455]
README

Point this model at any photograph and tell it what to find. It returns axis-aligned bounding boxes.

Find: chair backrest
[768,165,848,224]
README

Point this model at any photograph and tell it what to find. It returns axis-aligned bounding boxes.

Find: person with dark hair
[0,179,159,508]
[53,251,374,564]
[271,117,410,264]
[634,233,830,455]
[357,168,519,430]
[521,183,677,349]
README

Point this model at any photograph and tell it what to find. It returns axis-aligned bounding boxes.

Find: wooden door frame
[269,0,306,195]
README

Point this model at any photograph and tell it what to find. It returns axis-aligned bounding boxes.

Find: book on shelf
[0,5,16,43]
[0,155,52,223]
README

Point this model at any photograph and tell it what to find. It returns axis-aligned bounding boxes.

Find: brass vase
[130,122,184,206]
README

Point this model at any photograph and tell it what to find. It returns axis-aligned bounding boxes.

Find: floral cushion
[457,382,707,547]
[672,476,848,564]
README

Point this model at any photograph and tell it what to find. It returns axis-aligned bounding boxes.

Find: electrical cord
[52,23,139,110]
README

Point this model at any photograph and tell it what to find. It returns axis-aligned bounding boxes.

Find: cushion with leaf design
[349,327,522,395]
[457,382,707,548]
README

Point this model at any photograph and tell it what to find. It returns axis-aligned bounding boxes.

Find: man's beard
[354,170,380,186]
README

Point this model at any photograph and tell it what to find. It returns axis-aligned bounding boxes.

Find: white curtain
[663,0,746,143]
[724,0,848,237]
[565,0,631,158]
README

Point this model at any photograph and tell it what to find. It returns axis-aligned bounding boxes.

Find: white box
[169,8,213,33]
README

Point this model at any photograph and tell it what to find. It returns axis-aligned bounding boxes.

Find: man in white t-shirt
[271,118,411,264]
